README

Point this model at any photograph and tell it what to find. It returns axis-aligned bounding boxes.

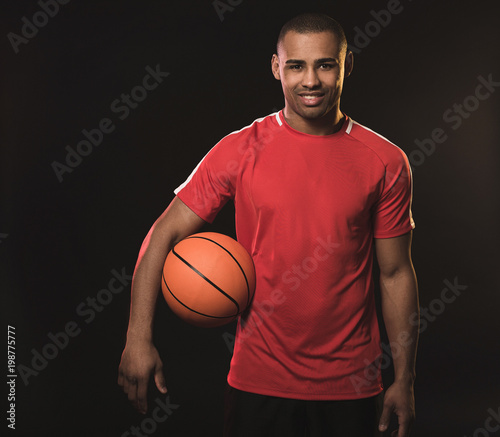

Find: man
[118,12,419,437]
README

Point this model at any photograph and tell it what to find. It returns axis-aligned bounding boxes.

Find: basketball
[161,232,256,327]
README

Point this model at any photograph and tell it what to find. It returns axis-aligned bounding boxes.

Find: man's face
[272,31,352,126]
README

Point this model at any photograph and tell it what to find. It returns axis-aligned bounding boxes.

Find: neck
[283,107,345,136]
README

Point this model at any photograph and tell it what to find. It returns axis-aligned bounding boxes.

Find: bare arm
[118,196,205,414]
[375,232,419,437]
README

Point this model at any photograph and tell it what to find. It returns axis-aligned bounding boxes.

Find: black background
[2,0,499,436]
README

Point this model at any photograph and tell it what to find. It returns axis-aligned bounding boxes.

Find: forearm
[380,267,419,383]
[126,225,177,342]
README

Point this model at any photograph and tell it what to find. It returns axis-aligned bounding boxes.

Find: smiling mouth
[298,93,325,106]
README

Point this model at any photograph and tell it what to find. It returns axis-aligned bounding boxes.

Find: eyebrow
[285,57,339,65]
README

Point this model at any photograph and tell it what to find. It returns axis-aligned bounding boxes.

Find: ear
[344,50,354,78]
[271,54,281,80]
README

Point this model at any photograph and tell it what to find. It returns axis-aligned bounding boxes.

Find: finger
[123,378,134,396]
[136,379,149,414]
[397,418,411,437]
[117,369,125,387]
[154,366,168,394]
[120,372,130,394]
[378,402,393,433]
[126,376,139,406]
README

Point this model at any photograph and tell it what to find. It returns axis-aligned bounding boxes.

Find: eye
[319,63,334,70]
[288,64,302,70]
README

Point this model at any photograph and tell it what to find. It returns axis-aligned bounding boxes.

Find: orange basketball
[161,232,256,327]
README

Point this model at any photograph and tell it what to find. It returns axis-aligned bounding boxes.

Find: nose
[301,67,321,89]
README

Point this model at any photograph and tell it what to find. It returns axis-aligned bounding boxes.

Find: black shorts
[224,385,383,437]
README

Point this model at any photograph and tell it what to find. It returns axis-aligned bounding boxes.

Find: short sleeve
[372,149,415,238]
[174,138,238,223]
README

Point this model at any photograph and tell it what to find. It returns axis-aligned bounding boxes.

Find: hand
[118,339,167,414]
[378,380,415,437]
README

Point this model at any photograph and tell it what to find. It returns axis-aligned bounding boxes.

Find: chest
[239,142,382,224]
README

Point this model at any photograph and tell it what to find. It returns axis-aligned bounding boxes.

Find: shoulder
[220,112,281,143]
[346,118,409,168]
[199,112,283,170]
[203,112,281,161]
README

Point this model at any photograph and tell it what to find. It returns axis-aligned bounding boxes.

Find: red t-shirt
[175,111,415,400]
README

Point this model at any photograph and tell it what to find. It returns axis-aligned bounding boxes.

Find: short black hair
[276,13,348,56]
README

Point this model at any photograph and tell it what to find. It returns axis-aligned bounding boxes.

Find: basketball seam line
[172,248,241,313]
[186,236,252,308]
[162,272,238,319]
